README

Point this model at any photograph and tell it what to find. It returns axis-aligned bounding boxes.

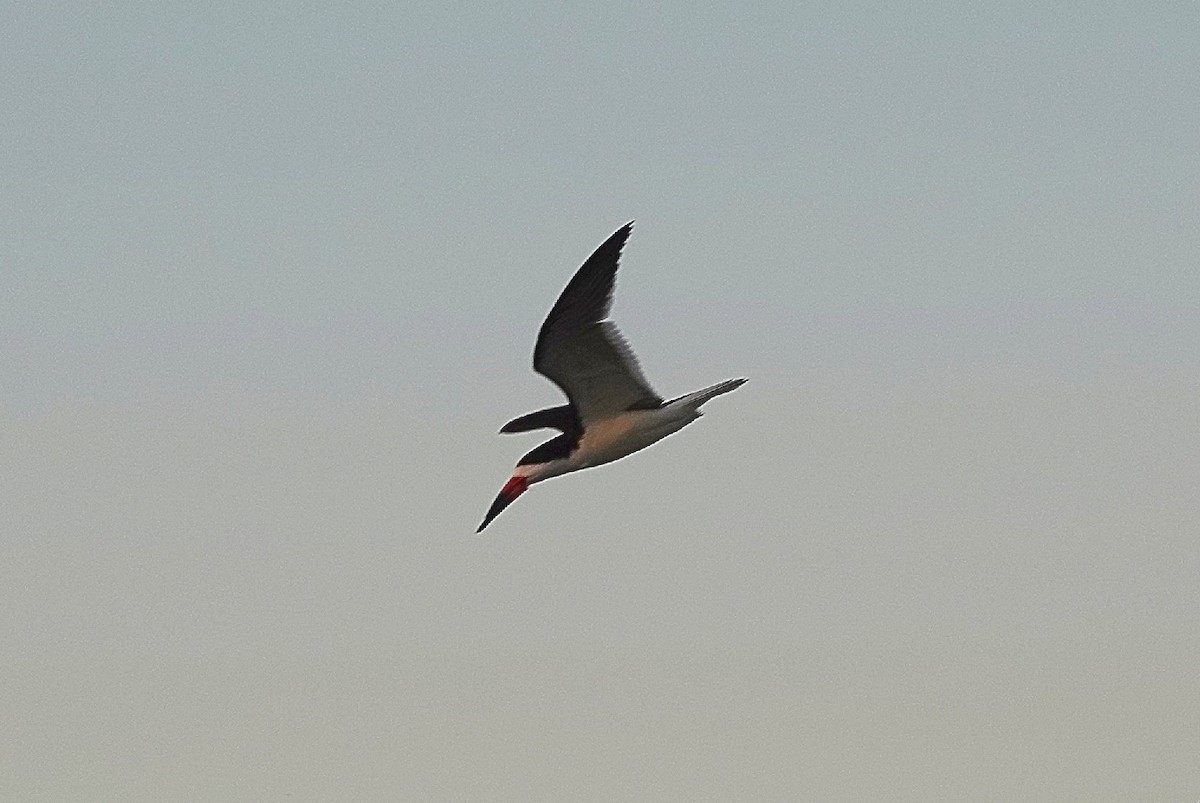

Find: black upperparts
[505,404,583,466]
[517,432,578,465]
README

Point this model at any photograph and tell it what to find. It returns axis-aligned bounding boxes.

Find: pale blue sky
[3,2,1199,800]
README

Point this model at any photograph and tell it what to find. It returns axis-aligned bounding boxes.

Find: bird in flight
[477,222,746,532]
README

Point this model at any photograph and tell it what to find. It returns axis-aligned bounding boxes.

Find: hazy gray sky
[3,2,1198,800]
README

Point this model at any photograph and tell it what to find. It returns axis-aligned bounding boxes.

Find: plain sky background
[3,2,1199,800]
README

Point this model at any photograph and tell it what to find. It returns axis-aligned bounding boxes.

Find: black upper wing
[532,223,662,424]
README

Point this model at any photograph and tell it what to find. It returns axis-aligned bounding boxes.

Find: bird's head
[477,442,574,532]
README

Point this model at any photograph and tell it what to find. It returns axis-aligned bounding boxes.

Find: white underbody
[516,377,745,484]
[576,404,700,469]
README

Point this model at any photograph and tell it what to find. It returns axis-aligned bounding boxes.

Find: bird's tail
[668,377,747,409]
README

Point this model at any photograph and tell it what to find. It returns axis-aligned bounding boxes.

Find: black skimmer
[477,222,746,532]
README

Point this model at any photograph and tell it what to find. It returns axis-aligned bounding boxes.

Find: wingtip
[614,220,635,251]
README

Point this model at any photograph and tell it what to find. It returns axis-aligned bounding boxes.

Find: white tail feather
[669,377,748,410]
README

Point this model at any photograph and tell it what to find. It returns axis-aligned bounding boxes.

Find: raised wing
[532,223,662,424]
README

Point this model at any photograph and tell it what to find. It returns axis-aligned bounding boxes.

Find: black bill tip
[475,476,528,533]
